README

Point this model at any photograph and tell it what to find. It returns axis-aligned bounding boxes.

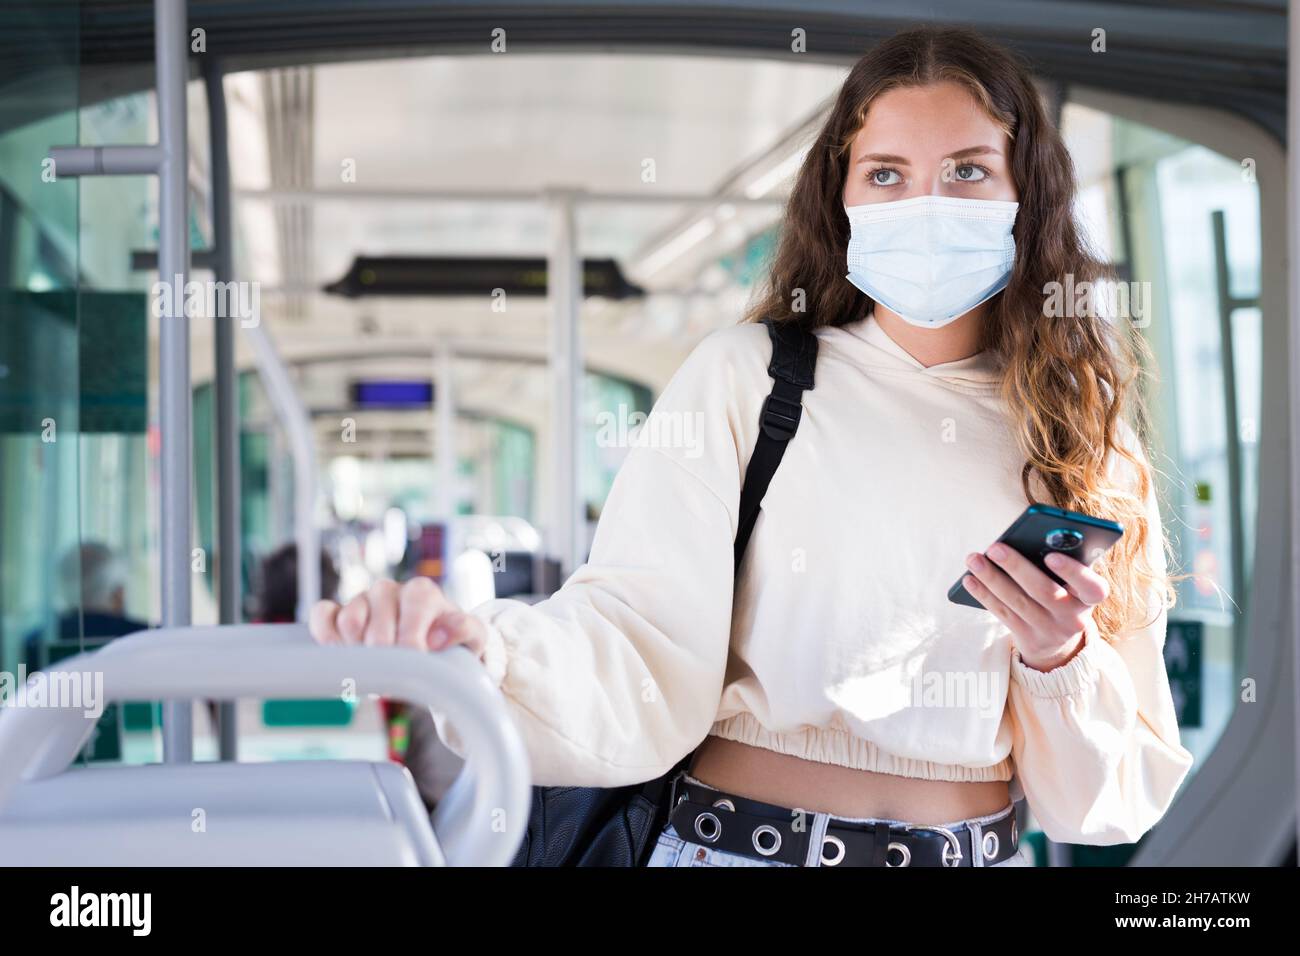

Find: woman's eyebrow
[856,152,910,165]
[948,145,1001,160]
[855,146,1002,165]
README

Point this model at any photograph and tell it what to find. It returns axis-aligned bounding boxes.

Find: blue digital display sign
[351,380,433,408]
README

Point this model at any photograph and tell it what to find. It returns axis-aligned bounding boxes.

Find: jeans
[644,774,1035,868]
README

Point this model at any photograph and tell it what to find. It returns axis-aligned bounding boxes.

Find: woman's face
[843,80,1018,207]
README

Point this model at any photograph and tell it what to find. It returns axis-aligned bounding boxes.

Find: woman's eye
[953,164,988,182]
[869,168,902,187]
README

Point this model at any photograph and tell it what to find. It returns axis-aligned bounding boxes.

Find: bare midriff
[688,735,1011,824]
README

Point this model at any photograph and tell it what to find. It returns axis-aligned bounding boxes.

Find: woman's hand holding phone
[961,543,1109,672]
[308,577,488,657]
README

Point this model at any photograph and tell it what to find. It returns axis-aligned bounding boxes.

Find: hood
[831,314,1004,391]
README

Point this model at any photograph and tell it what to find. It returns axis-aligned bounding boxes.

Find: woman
[309,26,1194,867]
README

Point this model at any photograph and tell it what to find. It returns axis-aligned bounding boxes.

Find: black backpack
[509,317,818,867]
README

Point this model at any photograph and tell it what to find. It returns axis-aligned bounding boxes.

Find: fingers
[396,577,454,650]
[308,600,342,644]
[336,591,371,645]
[960,571,1032,639]
[306,580,486,660]
[430,610,487,657]
[307,577,480,656]
[967,541,1108,655]
[1043,551,1110,606]
[362,579,401,646]
[963,551,1053,636]
[984,543,1081,612]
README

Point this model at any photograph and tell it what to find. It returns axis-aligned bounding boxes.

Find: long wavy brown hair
[744,25,1173,641]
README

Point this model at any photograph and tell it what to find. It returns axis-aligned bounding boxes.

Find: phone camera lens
[1045,528,1083,551]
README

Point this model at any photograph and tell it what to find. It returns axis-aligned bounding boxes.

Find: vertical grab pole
[1288,0,1300,861]
[547,189,583,578]
[1211,210,1249,673]
[435,344,459,564]
[156,0,193,764]
[206,60,241,762]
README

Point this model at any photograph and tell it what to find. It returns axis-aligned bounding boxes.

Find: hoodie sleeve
[430,324,768,787]
[1006,427,1195,845]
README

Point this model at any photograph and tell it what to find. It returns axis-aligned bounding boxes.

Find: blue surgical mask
[844,194,1019,328]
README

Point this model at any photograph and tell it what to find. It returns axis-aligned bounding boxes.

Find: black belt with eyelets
[666,773,1019,867]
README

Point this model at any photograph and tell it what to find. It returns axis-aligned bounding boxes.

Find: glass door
[1,2,154,764]
[0,2,84,684]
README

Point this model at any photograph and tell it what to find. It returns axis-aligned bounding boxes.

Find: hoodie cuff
[1010,627,1109,699]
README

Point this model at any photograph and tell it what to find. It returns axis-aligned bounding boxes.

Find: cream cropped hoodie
[435,314,1195,846]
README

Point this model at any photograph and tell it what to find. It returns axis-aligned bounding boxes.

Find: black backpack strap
[733,319,818,572]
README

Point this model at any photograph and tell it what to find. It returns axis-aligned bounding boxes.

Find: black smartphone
[947,504,1124,610]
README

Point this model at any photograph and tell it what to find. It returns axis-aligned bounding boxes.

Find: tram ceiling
[0,1,1286,141]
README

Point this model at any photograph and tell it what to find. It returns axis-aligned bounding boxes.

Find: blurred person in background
[23,542,148,670]
[253,543,341,624]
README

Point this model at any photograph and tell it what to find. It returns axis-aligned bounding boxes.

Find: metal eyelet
[885,842,911,867]
[712,798,735,812]
[752,824,782,857]
[693,811,722,844]
[821,834,846,867]
[983,831,1000,860]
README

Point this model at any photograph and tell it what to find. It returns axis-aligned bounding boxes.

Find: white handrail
[0,625,530,867]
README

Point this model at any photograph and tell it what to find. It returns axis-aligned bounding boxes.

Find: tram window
[584,371,653,523]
